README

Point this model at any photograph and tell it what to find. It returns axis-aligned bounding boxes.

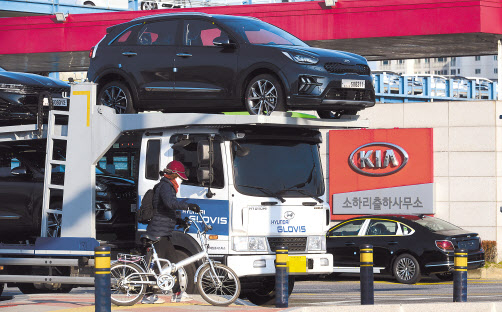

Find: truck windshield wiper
[282,188,323,204]
[237,184,285,203]
[276,165,323,203]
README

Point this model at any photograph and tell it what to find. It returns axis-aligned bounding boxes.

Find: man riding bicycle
[142,160,200,304]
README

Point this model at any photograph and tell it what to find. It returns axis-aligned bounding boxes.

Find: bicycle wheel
[196,263,241,306]
[110,262,146,306]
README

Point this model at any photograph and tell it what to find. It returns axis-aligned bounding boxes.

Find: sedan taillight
[436,240,454,251]
[89,46,95,59]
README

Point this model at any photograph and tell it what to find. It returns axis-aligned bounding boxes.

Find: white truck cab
[137,126,333,303]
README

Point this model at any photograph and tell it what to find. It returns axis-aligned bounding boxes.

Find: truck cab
[137,125,332,304]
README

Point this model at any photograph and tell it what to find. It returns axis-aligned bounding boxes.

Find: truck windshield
[232,141,324,198]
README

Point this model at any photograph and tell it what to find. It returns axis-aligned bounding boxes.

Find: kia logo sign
[348,142,409,177]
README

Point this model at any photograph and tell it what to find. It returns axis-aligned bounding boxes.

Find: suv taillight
[89,46,95,59]
[435,240,454,251]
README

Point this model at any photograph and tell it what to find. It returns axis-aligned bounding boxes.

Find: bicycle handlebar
[176,212,212,233]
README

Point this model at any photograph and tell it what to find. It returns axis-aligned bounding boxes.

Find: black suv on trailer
[88,13,375,118]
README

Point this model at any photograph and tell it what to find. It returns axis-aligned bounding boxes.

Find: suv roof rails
[131,12,212,22]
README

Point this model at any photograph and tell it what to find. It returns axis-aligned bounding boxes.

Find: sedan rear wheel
[245,74,285,116]
[98,81,136,114]
[393,253,421,284]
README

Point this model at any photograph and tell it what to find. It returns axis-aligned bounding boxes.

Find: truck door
[171,136,230,254]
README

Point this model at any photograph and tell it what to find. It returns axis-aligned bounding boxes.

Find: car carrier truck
[0,83,368,304]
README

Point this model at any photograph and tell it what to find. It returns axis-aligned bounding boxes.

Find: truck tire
[245,277,294,305]
[176,250,197,294]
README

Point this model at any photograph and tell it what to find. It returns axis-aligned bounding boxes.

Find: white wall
[352,100,502,258]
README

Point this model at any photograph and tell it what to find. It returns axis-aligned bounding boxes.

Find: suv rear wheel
[98,81,136,114]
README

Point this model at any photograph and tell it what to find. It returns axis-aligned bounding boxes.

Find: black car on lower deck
[327,215,485,284]
[87,13,375,118]
[0,140,137,246]
[0,66,70,125]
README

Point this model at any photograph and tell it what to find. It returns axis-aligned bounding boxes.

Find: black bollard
[95,246,111,312]
[360,244,374,305]
[275,246,289,308]
[453,248,468,302]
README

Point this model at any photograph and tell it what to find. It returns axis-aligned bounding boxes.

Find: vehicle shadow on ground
[298,273,447,284]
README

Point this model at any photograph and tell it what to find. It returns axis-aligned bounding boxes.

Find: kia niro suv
[87,13,375,118]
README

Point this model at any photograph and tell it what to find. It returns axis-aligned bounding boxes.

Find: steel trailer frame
[0,82,369,285]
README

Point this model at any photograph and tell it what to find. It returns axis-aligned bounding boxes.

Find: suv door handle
[345,242,355,246]
[388,241,398,245]
[176,53,192,57]
[122,52,137,57]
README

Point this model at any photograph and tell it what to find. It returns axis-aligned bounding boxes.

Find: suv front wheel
[98,81,136,114]
[244,74,285,116]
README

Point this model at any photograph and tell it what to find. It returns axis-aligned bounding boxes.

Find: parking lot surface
[1,275,502,311]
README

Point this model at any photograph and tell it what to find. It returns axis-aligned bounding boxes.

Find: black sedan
[87,13,375,118]
[327,215,485,284]
[0,66,69,125]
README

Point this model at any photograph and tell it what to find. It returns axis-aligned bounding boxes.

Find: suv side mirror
[213,37,236,48]
[11,166,27,175]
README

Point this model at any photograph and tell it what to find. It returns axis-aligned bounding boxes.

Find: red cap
[164,160,188,180]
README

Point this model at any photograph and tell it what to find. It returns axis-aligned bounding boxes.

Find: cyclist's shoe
[141,294,165,304]
[171,291,193,302]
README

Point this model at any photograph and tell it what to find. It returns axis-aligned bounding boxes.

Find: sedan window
[366,220,398,236]
[329,219,365,237]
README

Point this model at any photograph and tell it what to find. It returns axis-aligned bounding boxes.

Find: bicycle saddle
[140,234,161,245]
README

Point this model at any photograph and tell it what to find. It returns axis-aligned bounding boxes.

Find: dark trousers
[147,236,181,294]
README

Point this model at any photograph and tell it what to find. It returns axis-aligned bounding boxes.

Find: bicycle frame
[115,212,223,290]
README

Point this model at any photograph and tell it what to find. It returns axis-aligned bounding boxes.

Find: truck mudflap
[226,253,333,277]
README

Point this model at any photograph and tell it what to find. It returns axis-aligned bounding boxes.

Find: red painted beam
[0,0,501,55]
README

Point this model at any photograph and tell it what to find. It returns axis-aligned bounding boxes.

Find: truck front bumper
[226,253,333,277]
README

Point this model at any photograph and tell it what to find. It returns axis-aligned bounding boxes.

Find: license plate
[288,256,307,273]
[52,98,68,107]
[342,79,365,89]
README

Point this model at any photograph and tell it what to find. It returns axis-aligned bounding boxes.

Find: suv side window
[173,140,224,188]
[110,25,141,46]
[183,20,230,47]
[137,21,178,46]
[328,219,365,237]
[145,140,160,180]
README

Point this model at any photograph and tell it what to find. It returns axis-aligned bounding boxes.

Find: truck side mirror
[197,141,214,166]
[197,139,216,198]
[197,167,214,186]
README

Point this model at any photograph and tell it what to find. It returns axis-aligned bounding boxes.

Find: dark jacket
[146,177,189,237]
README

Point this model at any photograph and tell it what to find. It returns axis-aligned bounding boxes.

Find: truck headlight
[232,236,267,252]
[307,236,325,251]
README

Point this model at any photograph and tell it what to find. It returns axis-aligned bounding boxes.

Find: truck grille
[267,237,307,252]
[325,88,374,101]
[324,63,371,75]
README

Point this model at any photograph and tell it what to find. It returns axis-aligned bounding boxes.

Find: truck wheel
[97,81,136,114]
[245,277,294,305]
[244,74,285,116]
[176,250,197,294]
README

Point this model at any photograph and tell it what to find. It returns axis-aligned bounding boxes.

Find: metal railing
[373,72,498,103]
